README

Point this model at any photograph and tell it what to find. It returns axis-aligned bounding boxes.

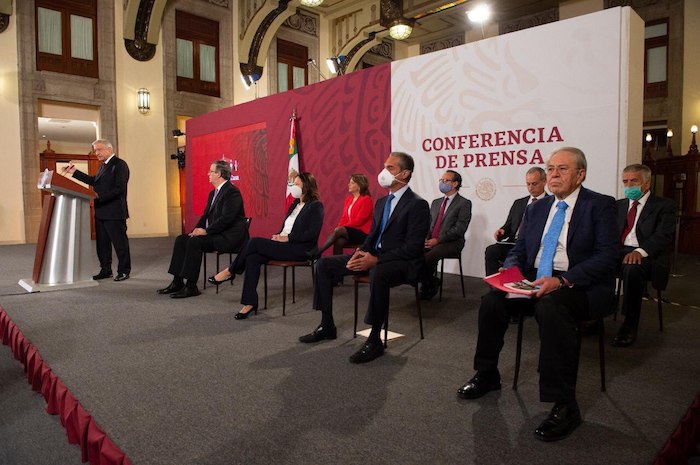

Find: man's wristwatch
[557,276,572,289]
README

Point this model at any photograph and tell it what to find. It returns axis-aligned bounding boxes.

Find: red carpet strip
[0,306,132,465]
[653,392,700,465]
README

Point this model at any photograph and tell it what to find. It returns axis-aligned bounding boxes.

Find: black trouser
[484,242,514,276]
[619,246,652,330]
[419,241,461,287]
[95,218,130,275]
[167,234,237,284]
[473,287,589,403]
[312,254,413,327]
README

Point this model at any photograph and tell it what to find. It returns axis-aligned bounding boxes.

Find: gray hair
[526,166,546,180]
[213,160,232,181]
[92,139,113,149]
[623,164,652,182]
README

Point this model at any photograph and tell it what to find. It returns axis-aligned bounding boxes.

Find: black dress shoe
[114,273,130,282]
[349,340,384,364]
[93,271,113,280]
[457,371,502,399]
[234,307,257,320]
[207,274,234,286]
[420,277,441,300]
[612,326,637,347]
[534,402,582,442]
[170,286,201,298]
[156,282,184,294]
[299,325,337,343]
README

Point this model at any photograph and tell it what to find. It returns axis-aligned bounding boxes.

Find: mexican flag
[285,114,299,209]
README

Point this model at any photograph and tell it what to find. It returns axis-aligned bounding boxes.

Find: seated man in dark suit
[457,147,618,442]
[298,152,430,364]
[612,164,676,347]
[157,160,248,298]
[485,167,547,276]
[419,170,472,300]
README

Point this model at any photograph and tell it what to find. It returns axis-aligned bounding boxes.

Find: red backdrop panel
[186,64,391,244]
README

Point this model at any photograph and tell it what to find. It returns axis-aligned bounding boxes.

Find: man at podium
[65,139,131,281]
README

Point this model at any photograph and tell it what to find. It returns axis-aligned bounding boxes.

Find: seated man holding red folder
[457,147,618,442]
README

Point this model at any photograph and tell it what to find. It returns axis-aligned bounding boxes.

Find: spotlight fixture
[307,58,327,80]
[467,4,491,23]
[137,88,150,115]
[172,129,185,138]
[241,73,261,90]
[326,55,347,75]
[300,0,324,6]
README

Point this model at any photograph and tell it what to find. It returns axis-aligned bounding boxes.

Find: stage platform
[1,238,699,465]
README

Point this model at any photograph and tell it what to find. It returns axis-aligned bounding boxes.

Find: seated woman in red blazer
[312,173,373,258]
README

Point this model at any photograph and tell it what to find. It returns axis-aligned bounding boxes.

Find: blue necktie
[375,193,395,249]
[536,201,568,279]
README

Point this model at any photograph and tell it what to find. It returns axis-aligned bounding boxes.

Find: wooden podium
[19,170,99,292]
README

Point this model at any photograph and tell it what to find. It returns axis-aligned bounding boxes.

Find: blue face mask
[624,186,643,201]
[438,181,453,194]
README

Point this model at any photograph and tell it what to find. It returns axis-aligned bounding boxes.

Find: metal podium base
[18,278,99,293]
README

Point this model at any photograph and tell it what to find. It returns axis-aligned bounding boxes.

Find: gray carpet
[0,238,699,465]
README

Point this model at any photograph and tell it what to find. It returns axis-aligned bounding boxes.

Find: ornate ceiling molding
[420,33,464,55]
[239,0,295,77]
[283,9,318,37]
[500,8,558,35]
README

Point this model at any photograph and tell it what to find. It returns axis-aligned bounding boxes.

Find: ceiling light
[467,4,491,23]
[300,0,324,6]
[389,20,413,40]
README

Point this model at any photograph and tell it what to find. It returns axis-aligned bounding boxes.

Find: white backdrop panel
[391,7,639,278]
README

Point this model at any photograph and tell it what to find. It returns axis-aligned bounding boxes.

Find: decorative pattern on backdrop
[190,122,268,223]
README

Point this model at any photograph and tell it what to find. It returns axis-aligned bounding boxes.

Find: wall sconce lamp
[240,73,261,90]
[300,0,324,6]
[644,133,653,160]
[307,58,327,80]
[666,129,673,157]
[690,125,698,155]
[326,55,347,75]
[137,88,150,114]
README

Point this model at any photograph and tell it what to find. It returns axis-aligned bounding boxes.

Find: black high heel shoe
[234,306,257,320]
[208,273,234,286]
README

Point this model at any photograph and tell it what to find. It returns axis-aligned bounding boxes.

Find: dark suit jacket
[427,193,472,250]
[195,181,248,251]
[499,196,529,242]
[617,194,676,289]
[361,187,431,279]
[504,187,619,318]
[280,199,324,254]
[73,156,129,220]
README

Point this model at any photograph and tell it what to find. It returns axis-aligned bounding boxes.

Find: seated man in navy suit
[612,164,676,347]
[419,170,472,300]
[485,167,547,276]
[456,147,618,442]
[157,160,248,298]
[299,152,430,364]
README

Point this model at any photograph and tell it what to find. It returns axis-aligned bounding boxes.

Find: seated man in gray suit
[485,167,547,276]
[613,164,676,347]
[419,170,472,300]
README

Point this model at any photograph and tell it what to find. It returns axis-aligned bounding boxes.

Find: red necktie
[431,197,448,239]
[620,200,639,244]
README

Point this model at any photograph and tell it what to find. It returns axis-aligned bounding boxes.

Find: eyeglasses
[439,178,455,183]
[546,165,581,175]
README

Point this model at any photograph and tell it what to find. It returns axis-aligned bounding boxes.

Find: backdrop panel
[186,65,392,243]
[392,7,642,277]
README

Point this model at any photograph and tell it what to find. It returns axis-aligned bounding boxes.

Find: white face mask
[289,184,303,199]
[377,168,395,188]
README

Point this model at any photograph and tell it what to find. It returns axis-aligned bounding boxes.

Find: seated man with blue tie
[485,167,547,276]
[456,147,618,442]
[419,170,472,300]
[157,160,248,298]
[612,164,676,347]
[298,152,430,364]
